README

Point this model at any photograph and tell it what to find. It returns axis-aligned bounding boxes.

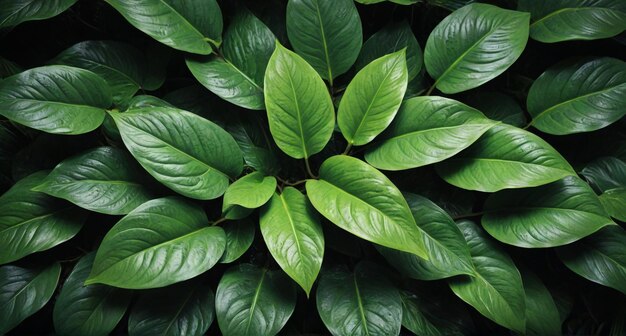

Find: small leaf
[220,219,255,263]
[521,269,562,336]
[223,172,276,220]
[0,0,77,28]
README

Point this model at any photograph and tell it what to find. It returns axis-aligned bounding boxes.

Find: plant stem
[305,157,318,179]
[425,83,436,96]
[211,217,227,226]
[343,143,353,155]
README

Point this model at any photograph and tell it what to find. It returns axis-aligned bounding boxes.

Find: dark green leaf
[464,91,526,127]
[521,269,561,336]
[219,219,255,264]
[223,172,276,219]
[0,56,21,78]
[0,0,77,28]
[401,291,452,336]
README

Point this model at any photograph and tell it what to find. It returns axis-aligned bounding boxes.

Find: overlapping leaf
[0,0,77,28]
[521,269,562,336]
[222,172,276,220]
[219,219,255,264]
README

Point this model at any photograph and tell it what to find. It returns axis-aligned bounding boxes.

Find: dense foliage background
[0,0,625,335]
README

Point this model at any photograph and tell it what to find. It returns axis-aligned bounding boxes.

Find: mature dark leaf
[401,291,459,336]
[219,219,255,264]
[521,269,561,336]
[0,0,77,28]
[464,91,526,127]
[0,56,21,78]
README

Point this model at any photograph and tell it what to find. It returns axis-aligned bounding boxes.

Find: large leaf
[0,65,111,134]
[518,0,626,43]
[111,107,243,200]
[53,253,130,336]
[86,197,226,289]
[0,0,77,28]
[264,42,335,159]
[557,226,626,295]
[365,96,496,171]
[307,155,427,258]
[482,176,615,248]
[521,269,561,336]
[424,3,529,93]
[0,262,61,334]
[316,262,402,336]
[186,9,275,110]
[128,280,215,336]
[527,57,626,135]
[215,264,296,336]
[34,147,153,215]
[104,0,222,54]
[222,172,276,219]
[436,124,575,192]
[0,171,85,264]
[581,157,626,192]
[448,220,526,333]
[377,193,474,280]
[337,50,408,146]
[286,0,362,83]
[260,187,324,296]
[219,219,255,263]
[401,291,460,336]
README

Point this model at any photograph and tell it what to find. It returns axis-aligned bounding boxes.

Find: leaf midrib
[244,268,267,334]
[385,122,494,143]
[285,66,309,159]
[530,7,625,28]
[446,157,574,175]
[0,206,74,235]
[279,194,303,260]
[313,0,333,81]
[353,273,370,336]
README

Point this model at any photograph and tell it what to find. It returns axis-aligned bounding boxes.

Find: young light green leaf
[0,0,77,28]
[222,172,276,219]
[0,65,111,134]
[521,269,562,336]
[53,253,130,336]
[286,0,362,83]
[448,220,526,334]
[0,262,61,334]
[338,50,408,146]
[0,171,85,264]
[365,96,496,171]
[527,57,626,135]
[111,107,243,200]
[306,155,427,258]
[436,124,575,192]
[219,219,255,263]
[104,0,222,54]
[316,262,402,336]
[86,197,226,289]
[424,3,529,93]
[216,264,296,336]
[518,0,626,43]
[264,42,335,159]
[260,187,324,296]
[482,176,615,248]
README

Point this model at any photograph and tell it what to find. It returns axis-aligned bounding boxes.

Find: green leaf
[482,176,615,247]
[599,189,626,222]
[223,172,276,220]
[365,96,496,171]
[464,91,526,127]
[0,171,85,264]
[0,65,111,134]
[111,107,243,200]
[377,193,474,280]
[0,56,22,78]
[581,157,626,192]
[104,0,222,54]
[215,264,296,336]
[527,57,626,135]
[286,0,362,83]
[186,9,275,110]
[316,262,402,336]
[356,21,423,81]
[0,262,61,334]
[226,114,281,176]
[220,219,255,263]
[306,155,427,258]
[424,3,529,93]
[557,226,626,295]
[448,220,526,333]
[400,291,450,336]
[53,253,130,336]
[33,147,154,215]
[436,124,575,192]
[518,0,626,43]
[0,0,77,28]
[260,187,324,296]
[128,280,215,336]
[86,197,226,289]
[338,50,408,146]
[521,269,561,336]
[264,42,335,159]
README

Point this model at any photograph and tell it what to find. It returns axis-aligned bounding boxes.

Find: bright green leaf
[223,172,276,220]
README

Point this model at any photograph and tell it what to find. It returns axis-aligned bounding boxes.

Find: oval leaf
[223,172,276,219]
[581,157,626,221]
[401,291,456,336]
[0,0,77,28]
[522,269,562,336]
[219,219,255,264]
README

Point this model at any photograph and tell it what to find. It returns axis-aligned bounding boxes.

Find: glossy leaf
[557,226,626,295]
[599,189,626,222]
[424,3,529,93]
[0,171,85,264]
[581,156,626,192]
[111,107,243,200]
[464,91,526,127]
[401,291,450,336]
[215,264,296,336]
[316,262,402,336]
[104,0,222,54]
[306,155,427,258]
[436,124,575,192]
[0,65,111,134]
[0,56,22,78]
[338,50,408,146]
[286,0,362,83]
[226,113,281,176]
[53,253,130,336]
[365,96,496,171]
[219,219,255,263]
[129,280,215,336]
[86,197,226,289]
[0,0,77,28]
[0,262,60,334]
[527,57,626,135]
[260,187,324,296]
[223,172,276,219]
[518,0,626,43]
[522,269,561,336]
[448,220,526,333]
[264,42,335,159]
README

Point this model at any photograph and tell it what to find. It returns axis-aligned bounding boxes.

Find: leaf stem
[211,217,227,226]
[425,83,436,96]
[305,157,318,179]
[343,143,353,155]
